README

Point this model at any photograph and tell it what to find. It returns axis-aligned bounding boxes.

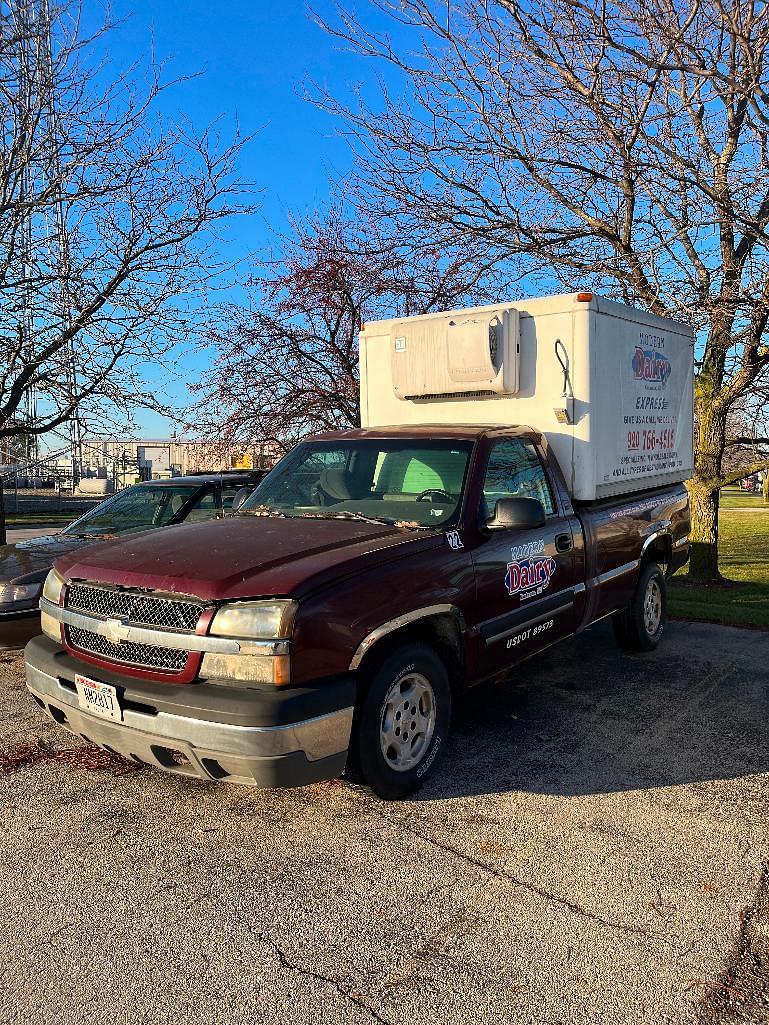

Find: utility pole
[10,0,39,468]
[39,0,83,487]
[10,0,83,487]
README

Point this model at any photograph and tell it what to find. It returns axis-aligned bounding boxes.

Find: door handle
[555,532,572,553]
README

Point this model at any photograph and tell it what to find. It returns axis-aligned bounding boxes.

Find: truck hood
[54,516,441,602]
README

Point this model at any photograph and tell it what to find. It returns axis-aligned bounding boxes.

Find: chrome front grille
[64,583,203,673]
[68,626,188,673]
[66,584,202,631]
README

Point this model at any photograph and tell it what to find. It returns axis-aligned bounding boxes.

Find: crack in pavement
[256,931,393,1025]
[338,793,674,947]
[690,861,769,1023]
[380,910,485,995]
[622,662,738,760]
[403,822,670,943]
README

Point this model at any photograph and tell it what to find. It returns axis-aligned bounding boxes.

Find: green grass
[669,506,769,629]
[5,513,74,526]
[718,486,767,509]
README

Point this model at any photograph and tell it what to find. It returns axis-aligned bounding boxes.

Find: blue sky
[88,1,385,438]
[102,1,356,235]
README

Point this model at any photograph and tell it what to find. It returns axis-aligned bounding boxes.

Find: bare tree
[725,392,769,500]
[315,0,769,581]
[0,1,248,539]
[191,199,495,451]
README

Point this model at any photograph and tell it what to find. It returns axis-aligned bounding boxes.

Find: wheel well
[354,614,465,694]
[642,534,672,576]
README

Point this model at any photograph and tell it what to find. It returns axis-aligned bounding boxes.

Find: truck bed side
[574,484,690,629]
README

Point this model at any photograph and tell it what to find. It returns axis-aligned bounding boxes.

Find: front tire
[347,643,451,800]
[613,562,667,652]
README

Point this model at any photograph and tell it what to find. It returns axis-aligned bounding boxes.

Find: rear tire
[613,562,667,652]
[347,643,451,800]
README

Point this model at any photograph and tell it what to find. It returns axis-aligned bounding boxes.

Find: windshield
[62,484,199,537]
[241,440,473,528]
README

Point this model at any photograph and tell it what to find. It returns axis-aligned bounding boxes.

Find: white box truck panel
[359,293,694,502]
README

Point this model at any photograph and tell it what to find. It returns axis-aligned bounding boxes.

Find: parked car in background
[0,470,265,646]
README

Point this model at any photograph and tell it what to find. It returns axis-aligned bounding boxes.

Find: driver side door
[471,436,579,678]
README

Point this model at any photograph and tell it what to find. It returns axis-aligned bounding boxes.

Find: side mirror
[230,486,254,514]
[485,496,546,531]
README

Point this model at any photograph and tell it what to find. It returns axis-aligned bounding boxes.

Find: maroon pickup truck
[25,426,690,798]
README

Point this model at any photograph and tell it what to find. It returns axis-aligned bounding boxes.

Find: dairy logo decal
[632,347,671,385]
[504,539,556,599]
[505,557,557,597]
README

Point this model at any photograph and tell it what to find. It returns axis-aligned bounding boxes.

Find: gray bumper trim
[25,660,353,786]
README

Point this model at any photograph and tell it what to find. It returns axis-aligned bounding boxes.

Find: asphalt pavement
[1,620,769,1024]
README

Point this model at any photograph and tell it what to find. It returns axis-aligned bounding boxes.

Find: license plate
[74,673,122,722]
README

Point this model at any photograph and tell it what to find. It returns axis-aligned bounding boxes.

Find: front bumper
[25,635,354,788]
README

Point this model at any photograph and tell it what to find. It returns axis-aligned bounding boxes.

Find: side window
[183,489,219,523]
[482,438,555,519]
[221,486,246,511]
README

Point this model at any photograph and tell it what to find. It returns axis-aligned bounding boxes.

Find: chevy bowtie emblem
[105,617,130,645]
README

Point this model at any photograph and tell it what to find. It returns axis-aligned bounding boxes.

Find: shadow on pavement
[419,620,769,801]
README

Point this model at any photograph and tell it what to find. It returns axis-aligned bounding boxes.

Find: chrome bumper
[25,660,353,788]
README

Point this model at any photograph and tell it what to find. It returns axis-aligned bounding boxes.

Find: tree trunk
[687,478,720,582]
[688,383,726,583]
[763,472,769,505]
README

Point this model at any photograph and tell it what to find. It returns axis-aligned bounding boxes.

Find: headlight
[42,568,66,605]
[200,651,290,686]
[205,599,296,687]
[209,600,297,640]
[0,582,41,605]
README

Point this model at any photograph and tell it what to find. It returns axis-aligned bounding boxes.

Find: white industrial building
[81,437,274,480]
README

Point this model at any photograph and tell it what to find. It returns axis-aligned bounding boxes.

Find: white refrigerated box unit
[359,292,694,502]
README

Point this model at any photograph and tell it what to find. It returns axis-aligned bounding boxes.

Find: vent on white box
[391,308,520,400]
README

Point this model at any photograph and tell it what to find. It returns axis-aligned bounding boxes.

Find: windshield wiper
[299,510,398,526]
[239,507,424,528]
